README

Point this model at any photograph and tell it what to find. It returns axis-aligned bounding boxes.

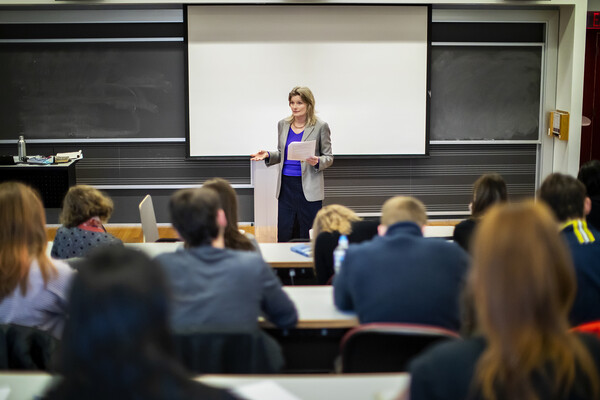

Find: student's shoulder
[410,336,483,373]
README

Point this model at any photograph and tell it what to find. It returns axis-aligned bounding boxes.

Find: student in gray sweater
[155,187,297,331]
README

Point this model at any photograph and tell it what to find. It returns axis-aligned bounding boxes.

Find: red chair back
[340,323,460,373]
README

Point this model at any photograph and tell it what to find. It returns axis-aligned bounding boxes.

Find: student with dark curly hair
[51,185,122,259]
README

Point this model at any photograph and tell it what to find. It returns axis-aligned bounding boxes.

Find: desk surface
[198,373,408,400]
[264,286,358,329]
[124,242,313,269]
[0,157,77,168]
[0,372,408,400]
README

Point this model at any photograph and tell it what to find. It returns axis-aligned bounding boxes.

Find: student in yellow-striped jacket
[538,173,600,326]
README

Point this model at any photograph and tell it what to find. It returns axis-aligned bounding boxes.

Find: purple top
[282,127,303,177]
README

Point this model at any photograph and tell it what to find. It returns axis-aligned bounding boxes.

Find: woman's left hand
[306,156,319,166]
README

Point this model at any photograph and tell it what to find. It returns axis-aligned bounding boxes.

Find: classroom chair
[139,194,178,243]
[0,324,59,372]
[172,326,284,374]
[572,321,600,339]
[339,323,460,373]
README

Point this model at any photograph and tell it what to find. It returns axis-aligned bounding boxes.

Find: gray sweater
[155,245,297,331]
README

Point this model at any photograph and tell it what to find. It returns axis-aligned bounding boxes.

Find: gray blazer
[266,118,333,202]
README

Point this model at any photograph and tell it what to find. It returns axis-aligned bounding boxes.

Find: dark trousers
[277,175,322,242]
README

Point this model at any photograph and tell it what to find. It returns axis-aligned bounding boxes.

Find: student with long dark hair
[410,202,600,400]
[452,173,507,252]
[43,247,236,400]
[203,178,258,252]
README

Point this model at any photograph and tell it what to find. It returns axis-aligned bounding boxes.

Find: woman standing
[251,86,333,242]
[409,202,600,400]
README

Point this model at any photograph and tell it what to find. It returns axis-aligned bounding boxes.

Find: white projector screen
[187,5,429,157]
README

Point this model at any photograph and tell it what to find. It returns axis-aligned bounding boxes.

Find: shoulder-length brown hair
[287,86,318,127]
[0,182,56,298]
[470,201,599,400]
[203,178,254,251]
[59,185,114,228]
[471,173,507,218]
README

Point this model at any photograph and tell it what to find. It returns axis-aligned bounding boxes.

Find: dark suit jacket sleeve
[333,249,355,311]
[259,261,298,329]
[314,231,339,285]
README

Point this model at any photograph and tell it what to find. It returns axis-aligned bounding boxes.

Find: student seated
[452,173,507,252]
[333,196,469,331]
[0,182,74,338]
[409,202,600,400]
[203,177,260,253]
[155,187,297,331]
[578,160,600,231]
[42,247,235,400]
[538,173,600,326]
[311,204,378,284]
[51,185,122,259]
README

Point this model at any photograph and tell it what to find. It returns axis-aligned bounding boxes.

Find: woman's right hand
[250,150,269,161]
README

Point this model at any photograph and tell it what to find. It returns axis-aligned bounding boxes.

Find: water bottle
[17,135,26,161]
[333,234,349,275]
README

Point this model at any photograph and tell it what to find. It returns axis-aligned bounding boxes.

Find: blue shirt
[282,127,302,177]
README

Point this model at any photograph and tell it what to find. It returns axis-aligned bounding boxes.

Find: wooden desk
[198,373,409,400]
[0,372,54,400]
[262,286,358,329]
[0,160,77,207]
[125,242,313,270]
[423,225,455,239]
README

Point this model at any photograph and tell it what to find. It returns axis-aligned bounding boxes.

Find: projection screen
[187,5,429,157]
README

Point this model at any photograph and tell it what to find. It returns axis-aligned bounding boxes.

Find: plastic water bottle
[333,235,349,275]
[17,135,26,161]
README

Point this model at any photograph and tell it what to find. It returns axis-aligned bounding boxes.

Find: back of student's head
[59,185,114,227]
[169,187,221,247]
[537,173,586,222]
[471,173,507,217]
[381,196,427,227]
[471,201,599,400]
[0,181,54,298]
[54,247,184,399]
[312,204,361,239]
[578,159,600,198]
[203,178,254,251]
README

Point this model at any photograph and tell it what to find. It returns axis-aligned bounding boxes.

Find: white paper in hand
[287,140,315,161]
[232,380,301,400]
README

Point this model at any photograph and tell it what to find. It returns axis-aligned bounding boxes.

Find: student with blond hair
[333,196,468,330]
[0,182,74,338]
[51,185,122,259]
[409,202,600,400]
[311,204,378,284]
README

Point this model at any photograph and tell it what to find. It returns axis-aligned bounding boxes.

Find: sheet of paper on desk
[287,140,315,161]
[232,381,301,400]
[0,387,10,400]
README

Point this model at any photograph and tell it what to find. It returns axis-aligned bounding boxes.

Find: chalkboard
[430,46,542,141]
[0,41,185,140]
